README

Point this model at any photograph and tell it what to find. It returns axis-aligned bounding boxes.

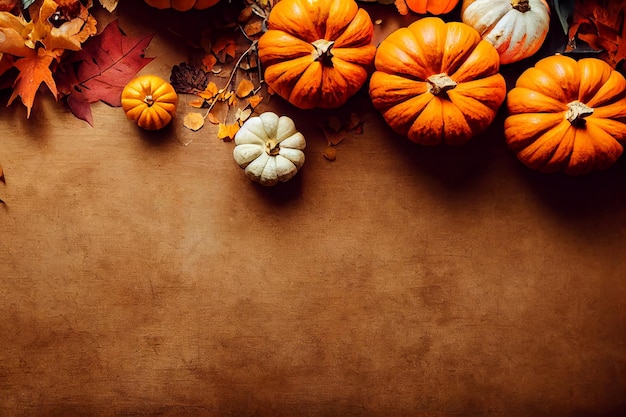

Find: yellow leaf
[236,79,255,98]
[217,123,240,141]
[183,112,206,131]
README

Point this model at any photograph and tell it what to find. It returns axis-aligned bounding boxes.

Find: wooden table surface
[1,2,625,417]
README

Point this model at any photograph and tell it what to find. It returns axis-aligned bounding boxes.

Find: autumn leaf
[248,94,262,109]
[207,112,220,124]
[323,146,337,161]
[170,62,210,94]
[55,19,155,125]
[8,48,62,117]
[98,0,119,11]
[183,112,205,131]
[217,123,240,141]
[567,0,626,68]
[235,78,254,98]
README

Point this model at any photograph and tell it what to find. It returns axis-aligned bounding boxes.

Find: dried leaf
[202,53,218,72]
[243,20,264,37]
[99,0,119,12]
[183,112,206,131]
[235,107,252,124]
[212,35,237,63]
[236,79,255,98]
[9,48,60,118]
[188,97,206,108]
[248,94,262,109]
[217,123,240,141]
[207,112,220,124]
[323,127,347,146]
[323,146,337,161]
[54,20,154,125]
[169,62,210,94]
[198,81,219,100]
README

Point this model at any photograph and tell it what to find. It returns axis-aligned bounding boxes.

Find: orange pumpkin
[402,0,460,15]
[504,55,626,175]
[369,17,507,145]
[257,0,376,110]
[121,75,178,131]
[144,0,219,11]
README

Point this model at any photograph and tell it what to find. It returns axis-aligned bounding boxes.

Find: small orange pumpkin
[121,75,178,131]
[504,55,626,175]
[144,0,219,11]
[369,17,506,145]
[257,0,376,110]
[401,0,460,15]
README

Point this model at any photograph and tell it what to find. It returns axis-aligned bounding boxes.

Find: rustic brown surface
[1,3,625,417]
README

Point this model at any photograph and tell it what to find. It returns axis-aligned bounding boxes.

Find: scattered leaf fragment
[188,98,206,108]
[183,112,206,131]
[236,79,255,98]
[207,112,221,124]
[323,146,337,161]
[235,108,252,125]
[248,94,263,109]
[323,127,348,146]
[217,123,240,141]
[202,53,218,72]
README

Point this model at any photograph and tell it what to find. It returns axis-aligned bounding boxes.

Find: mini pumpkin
[257,0,376,109]
[121,75,178,131]
[233,112,306,186]
[461,0,550,65]
[144,0,219,11]
[504,55,626,175]
[369,17,506,145]
[401,0,460,15]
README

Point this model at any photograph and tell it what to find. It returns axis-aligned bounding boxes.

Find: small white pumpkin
[233,112,306,186]
[461,0,550,65]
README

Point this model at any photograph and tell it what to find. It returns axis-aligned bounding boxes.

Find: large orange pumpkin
[504,55,626,175]
[144,0,219,11]
[369,17,507,145]
[257,0,376,110]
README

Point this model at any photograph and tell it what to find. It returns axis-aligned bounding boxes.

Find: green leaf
[552,0,576,35]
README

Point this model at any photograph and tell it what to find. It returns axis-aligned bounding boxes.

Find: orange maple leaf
[8,48,61,117]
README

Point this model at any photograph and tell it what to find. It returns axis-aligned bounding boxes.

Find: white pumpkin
[233,112,306,186]
[461,0,550,65]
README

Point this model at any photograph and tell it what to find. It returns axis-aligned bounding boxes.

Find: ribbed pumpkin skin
[258,0,376,110]
[461,0,550,65]
[405,0,460,15]
[144,0,219,11]
[369,17,506,145]
[121,75,178,131]
[504,55,626,175]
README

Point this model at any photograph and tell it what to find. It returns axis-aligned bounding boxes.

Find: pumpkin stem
[311,39,335,66]
[266,139,280,156]
[427,73,457,96]
[144,94,155,107]
[511,0,531,12]
[566,101,594,126]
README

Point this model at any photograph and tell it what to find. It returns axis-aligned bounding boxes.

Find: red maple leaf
[55,19,154,125]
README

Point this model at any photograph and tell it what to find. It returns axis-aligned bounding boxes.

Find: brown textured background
[1,2,625,417]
